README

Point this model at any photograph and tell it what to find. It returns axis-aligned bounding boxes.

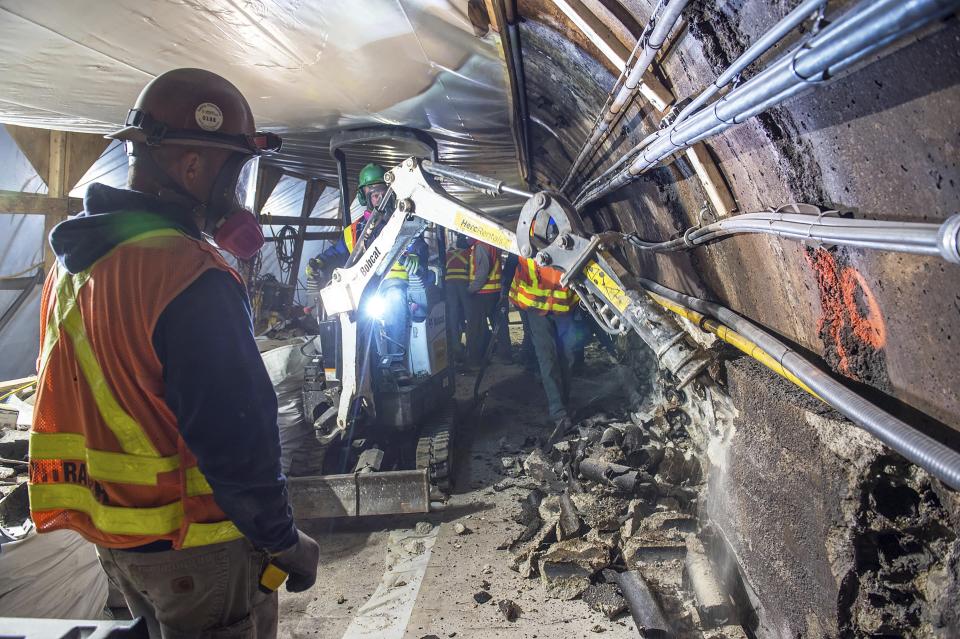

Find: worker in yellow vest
[444,233,471,361]
[465,239,502,366]
[30,69,318,638]
[509,256,578,440]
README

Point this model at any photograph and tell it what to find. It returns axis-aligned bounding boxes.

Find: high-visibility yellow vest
[445,248,469,282]
[30,227,242,550]
[470,243,501,294]
[508,257,575,314]
[385,261,408,281]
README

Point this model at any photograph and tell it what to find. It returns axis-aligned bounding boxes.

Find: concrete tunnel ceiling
[1,0,960,635]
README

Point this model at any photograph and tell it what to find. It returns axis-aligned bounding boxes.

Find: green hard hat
[356,163,386,206]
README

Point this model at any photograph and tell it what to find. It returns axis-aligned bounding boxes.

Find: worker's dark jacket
[46,183,297,553]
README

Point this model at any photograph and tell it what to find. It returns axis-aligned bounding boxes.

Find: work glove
[272,529,320,592]
[403,253,420,277]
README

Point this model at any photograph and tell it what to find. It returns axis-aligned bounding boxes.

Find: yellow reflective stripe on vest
[29,483,242,546]
[182,520,244,548]
[30,432,180,486]
[185,467,214,497]
[29,482,182,536]
[385,261,408,280]
[58,278,160,458]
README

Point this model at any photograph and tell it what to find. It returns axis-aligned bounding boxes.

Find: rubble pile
[0,383,32,541]
[497,403,748,638]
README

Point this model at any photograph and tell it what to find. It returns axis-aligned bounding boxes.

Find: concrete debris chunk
[582,582,628,619]
[453,522,470,535]
[537,537,611,599]
[473,591,492,604]
[497,599,521,622]
[538,494,561,522]
[523,448,557,482]
[415,521,433,535]
[658,446,702,485]
[0,466,15,480]
[0,429,28,461]
[501,456,516,469]
[622,528,688,566]
[493,478,515,492]
[556,492,584,541]
[684,536,731,627]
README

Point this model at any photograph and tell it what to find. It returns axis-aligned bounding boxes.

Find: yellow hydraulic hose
[645,291,821,400]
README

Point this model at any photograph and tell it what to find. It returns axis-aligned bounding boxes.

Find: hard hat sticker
[195,103,224,131]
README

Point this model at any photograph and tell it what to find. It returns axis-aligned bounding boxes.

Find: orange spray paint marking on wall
[804,247,890,386]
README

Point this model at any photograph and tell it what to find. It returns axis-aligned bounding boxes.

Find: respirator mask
[200,153,263,260]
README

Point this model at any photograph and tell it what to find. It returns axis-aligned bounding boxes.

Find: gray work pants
[445,280,470,358]
[526,311,577,421]
[97,538,278,639]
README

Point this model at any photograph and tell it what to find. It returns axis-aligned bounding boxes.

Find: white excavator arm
[318,157,711,441]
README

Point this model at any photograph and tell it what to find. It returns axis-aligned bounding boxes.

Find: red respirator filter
[214,209,264,260]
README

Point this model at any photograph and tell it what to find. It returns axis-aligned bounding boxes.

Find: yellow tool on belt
[259,561,289,593]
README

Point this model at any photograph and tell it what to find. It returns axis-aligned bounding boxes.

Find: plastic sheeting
[0,0,523,202]
[0,126,45,380]
[0,529,110,619]
[258,338,312,474]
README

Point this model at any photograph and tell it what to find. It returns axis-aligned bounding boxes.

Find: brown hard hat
[108,68,280,155]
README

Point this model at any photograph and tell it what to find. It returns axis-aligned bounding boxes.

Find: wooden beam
[65,132,111,191]
[0,191,83,215]
[550,0,673,111]
[286,179,324,290]
[258,215,341,228]
[45,130,68,271]
[684,143,737,218]
[254,165,284,214]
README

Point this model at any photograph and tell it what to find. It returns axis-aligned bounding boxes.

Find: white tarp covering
[0,0,522,196]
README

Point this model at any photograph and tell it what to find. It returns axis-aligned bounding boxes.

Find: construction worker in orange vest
[29,69,318,638]
[509,256,578,441]
[444,233,471,361]
[465,239,503,366]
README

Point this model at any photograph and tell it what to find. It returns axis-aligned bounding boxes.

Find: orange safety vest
[29,227,243,550]
[509,257,576,314]
[445,248,469,282]
[469,243,501,294]
[343,218,364,253]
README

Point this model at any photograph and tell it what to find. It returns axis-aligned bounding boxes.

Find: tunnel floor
[278,354,649,638]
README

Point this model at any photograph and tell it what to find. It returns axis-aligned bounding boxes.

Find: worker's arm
[153,269,298,553]
[467,246,491,293]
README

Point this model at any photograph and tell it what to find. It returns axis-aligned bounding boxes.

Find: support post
[44,130,68,272]
[287,179,325,294]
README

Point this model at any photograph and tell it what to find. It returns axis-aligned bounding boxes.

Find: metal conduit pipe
[637,277,960,491]
[575,0,960,206]
[627,208,960,263]
[670,0,827,129]
[560,0,688,192]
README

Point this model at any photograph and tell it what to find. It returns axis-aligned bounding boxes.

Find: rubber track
[415,400,456,494]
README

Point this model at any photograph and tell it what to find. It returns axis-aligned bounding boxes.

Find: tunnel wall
[508,0,960,635]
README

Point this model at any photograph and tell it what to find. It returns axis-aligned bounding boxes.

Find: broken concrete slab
[522,448,557,483]
[556,492,584,541]
[0,429,28,461]
[537,537,611,599]
[622,528,688,565]
[684,537,732,628]
[582,582,628,619]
